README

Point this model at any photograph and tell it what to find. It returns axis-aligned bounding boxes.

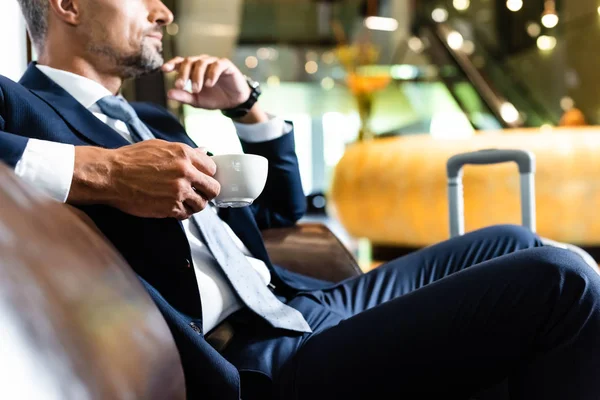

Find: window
[0,1,27,81]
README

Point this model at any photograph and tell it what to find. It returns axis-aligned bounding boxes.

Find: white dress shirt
[15,65,290,333]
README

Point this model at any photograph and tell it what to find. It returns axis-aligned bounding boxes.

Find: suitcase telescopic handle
[447,149,536,238]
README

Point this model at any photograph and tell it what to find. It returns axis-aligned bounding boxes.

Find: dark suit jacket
[0,64,331,399]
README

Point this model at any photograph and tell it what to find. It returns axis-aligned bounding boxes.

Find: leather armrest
[0,163,185,399]
[262,223,363,283]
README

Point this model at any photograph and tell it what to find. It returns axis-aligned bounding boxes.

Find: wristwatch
[221,76,262,119]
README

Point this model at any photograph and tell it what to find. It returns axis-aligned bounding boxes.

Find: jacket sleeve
[241,125,307,229]
[0,130,29,168]
[0,86,29,168]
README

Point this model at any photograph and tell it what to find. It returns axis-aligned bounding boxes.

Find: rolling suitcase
[446,149,536,238]
[446,148,598,271]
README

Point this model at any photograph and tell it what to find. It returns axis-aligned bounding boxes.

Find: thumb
[167,89,196,105]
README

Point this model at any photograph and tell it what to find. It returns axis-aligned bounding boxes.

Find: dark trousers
[226,225,600,399]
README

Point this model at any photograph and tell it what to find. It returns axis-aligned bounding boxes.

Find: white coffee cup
[211,154,269,208]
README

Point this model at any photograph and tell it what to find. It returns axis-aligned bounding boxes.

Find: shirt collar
[36,64,114,109]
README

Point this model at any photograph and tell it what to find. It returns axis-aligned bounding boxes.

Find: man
[3,1,600,399]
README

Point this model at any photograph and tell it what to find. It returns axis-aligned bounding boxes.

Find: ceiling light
[257,48,270,60]
[526,22,541,38]
[447,31,464,50]
[453,0,470,11]
[506,0,523,12]
[541,0,559,28]
[541,13,559,28]
[560,96,574,111]
[500,102,520,124]
[321,77,335,90]
[537,35,557,51]
[245,56,258,69]
[431,8,449,23]
[364,16,399,32]
[305,61,319,74]
[408,37,425,53]
[166,23,179,36]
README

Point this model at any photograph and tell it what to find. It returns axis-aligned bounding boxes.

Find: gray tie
[96,96,155,142]
[96,95,311,333]
[193,209,312,333]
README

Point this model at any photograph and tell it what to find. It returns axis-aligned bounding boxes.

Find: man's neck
[37,54,123,95]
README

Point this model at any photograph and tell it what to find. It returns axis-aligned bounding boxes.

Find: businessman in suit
[4,0,600,399]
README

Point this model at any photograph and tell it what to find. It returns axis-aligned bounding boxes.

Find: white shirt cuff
[233,113,292,143]
[14,139,75,203]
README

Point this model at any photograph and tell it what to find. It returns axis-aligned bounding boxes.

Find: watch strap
[221,77,261,119]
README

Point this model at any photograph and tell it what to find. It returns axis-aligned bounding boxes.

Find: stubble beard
[88,37,164,79]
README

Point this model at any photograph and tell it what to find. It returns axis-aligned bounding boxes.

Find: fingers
[175,59,194,90]
[186,147,216,176]
[190,174,221,202]
[190,58,214,93]
[108,139,221,220]
[183,191,208,214]
[161,56,184,72]
[172,173,219,220]
[171,176,217,220]
[163,55,224,93]
[178,144,220,201]
[172,200,201,220]
[171,202,191,220]
[205,59,231,88]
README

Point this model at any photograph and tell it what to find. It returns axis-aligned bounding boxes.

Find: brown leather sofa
[0,163,361,399]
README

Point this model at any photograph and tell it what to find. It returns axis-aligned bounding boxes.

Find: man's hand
[162,56,250,110]
[68,140,220,220]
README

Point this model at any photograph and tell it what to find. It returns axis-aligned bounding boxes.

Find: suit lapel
[19,64,129,149]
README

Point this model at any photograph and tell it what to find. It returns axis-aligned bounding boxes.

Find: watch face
[246,76,261,94]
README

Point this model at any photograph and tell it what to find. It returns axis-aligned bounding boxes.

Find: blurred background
[3,0,600,268]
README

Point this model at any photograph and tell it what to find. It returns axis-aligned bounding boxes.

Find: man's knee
[469,224,542,250]
[515,247,600,345]
[517,247,599,294]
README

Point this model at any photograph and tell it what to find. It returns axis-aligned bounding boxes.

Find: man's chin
[140,48,164,73]
[121,53,164,78]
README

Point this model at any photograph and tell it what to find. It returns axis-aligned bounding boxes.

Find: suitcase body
[446,149,537,238]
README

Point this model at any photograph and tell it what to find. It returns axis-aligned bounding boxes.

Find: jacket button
[190,322,202,335]
[185,259,191,268]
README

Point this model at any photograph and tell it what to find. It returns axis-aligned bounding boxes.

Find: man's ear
[47,0,82,26]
